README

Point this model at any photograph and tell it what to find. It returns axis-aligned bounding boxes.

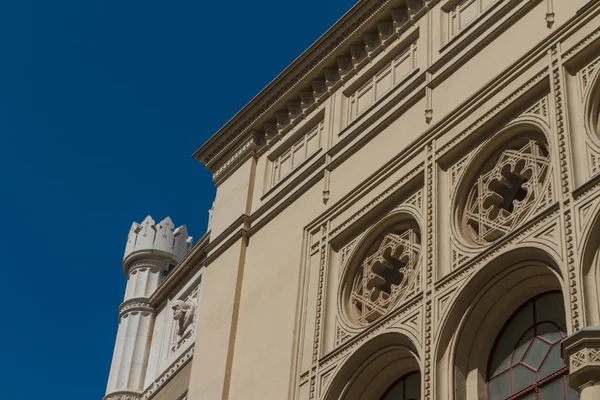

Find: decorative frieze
[141,347,194,400]
[118,299,154,320]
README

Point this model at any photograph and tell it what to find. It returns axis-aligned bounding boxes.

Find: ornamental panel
[460,136,553,245]
[341,217,422,328]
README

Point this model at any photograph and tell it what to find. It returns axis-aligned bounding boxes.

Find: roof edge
[193,0,390,166]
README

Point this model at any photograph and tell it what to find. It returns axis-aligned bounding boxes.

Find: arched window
[486,292,579,399]
[380,371,421,400]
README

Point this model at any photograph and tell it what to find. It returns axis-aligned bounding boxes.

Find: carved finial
[425,109,433,124]
[546,13,555,28]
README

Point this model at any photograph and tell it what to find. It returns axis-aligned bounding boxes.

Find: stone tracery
[350,227,421,326]
[464,139,552,244]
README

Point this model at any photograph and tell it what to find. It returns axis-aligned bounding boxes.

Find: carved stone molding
[562,27,600,62]
[141,347,194,400]
[103,392,141,400]
[349,229,421,326]
[436,68,549,158]
[118,298,154,319]
[586,144,600,177]
[579,56,600,99]
[128,260,164,275]
[562,326,600,390]
[524,96,549,122]
[436,205,560,294]
[319,294,423,371]
[195,0,426,171]
[211,135,261,183]
[329,162,425,239]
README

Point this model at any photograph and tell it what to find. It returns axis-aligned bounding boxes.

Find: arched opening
[486,292,578,399]
[435,247,572,400]
[324,332,421,400]
[580,205,600,326]
[338,210,422,328]
[380,371,421,400]
[451,121,553,247]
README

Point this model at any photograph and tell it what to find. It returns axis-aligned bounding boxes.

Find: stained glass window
[487,292,579,399]
[380,371,421,400]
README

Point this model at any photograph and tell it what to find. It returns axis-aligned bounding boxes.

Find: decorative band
[118,298,154,318]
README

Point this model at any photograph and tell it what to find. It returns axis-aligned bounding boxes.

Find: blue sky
[0,0,356,398]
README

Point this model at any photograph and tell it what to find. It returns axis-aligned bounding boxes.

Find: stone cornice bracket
[562,326,600,390]
[193,0,422,174]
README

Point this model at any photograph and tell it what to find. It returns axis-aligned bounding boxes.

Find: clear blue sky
[0,0,356,398]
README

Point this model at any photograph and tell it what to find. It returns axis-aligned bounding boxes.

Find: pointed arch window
[380,371,421,400]
[486,292,579,399]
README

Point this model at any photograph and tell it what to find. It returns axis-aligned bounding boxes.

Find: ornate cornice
[212,134,261,184]
[194,0,427,170]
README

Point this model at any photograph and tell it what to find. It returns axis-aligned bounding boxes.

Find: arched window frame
[485,291,578,400]
[379,371,421,400]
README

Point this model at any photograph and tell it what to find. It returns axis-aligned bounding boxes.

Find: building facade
[105,0,600,399]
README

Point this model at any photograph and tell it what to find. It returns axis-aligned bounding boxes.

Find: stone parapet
[123,216,192,273]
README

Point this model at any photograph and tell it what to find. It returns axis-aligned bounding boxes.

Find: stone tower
[105,216,192,400]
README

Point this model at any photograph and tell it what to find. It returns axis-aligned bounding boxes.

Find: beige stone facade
[105,0,600,399]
